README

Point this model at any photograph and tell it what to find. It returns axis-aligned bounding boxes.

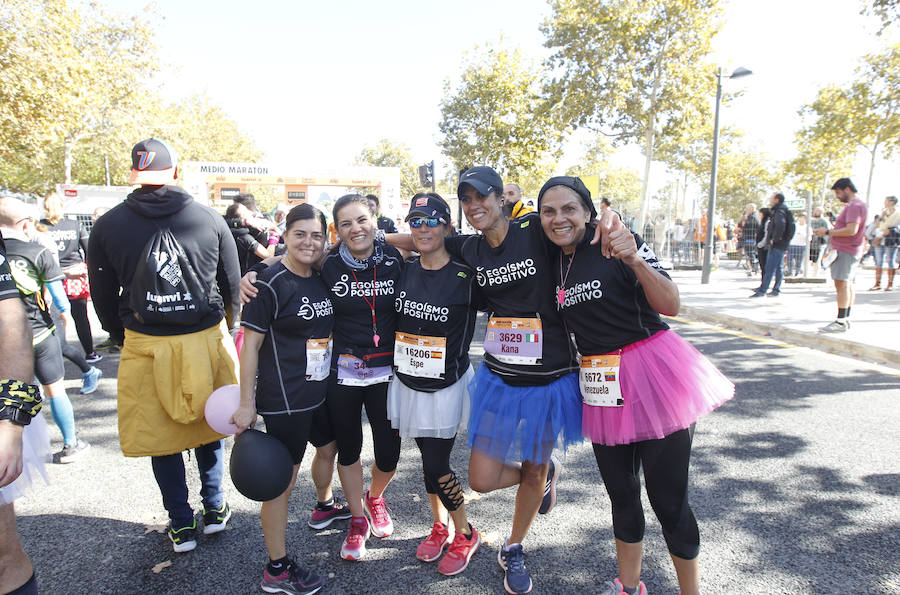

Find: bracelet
[373,229,387,244]
[0,379,42,418]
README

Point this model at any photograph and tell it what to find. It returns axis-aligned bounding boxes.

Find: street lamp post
[701,66,752,285]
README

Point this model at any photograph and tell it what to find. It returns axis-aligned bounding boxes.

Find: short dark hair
[233,193,258,211]
[886,196,898,205]
[600,197,612,207]
[773,192,785,203]
[285,203,327,234]
[224,203,242,218]
[333,194,373,222]
[365,194,379,206]
[831,178,857,193]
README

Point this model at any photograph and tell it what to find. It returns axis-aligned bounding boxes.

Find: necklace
[351,266,380,347]
[558,250,575,305]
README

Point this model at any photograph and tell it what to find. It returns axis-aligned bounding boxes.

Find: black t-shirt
[554,227,670,355]
[377,216,398,234]
[230,226,264,276]
[318,243,403,370]
[241,263,334,414]
[40,218,88,269]
[0,237,20,301]
[394,257,478,392]
[444,212,577,385]
[3,234,62,338]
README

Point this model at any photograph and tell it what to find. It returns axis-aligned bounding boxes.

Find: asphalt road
[16,319,900,594]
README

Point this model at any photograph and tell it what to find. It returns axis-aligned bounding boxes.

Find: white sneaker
[819,320,849,333]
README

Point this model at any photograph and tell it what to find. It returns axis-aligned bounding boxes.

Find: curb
[678,305,900,367]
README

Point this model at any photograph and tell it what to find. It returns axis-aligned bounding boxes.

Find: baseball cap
[129,138,178,185]
[457,166,503,197]
[406,193,451,223]
[537,176,597,219]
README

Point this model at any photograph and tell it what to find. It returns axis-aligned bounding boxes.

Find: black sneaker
[54,440,90,463]
[85,352,102,363]
[202,502,232,535]
[767,290,780,297]
[168,519,197,553]
[261,560,324,594]
[96,337,123,352]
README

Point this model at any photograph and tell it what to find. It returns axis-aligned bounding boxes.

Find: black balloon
[229,429,293,502]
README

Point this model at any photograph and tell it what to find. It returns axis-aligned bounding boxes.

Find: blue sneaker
[498,540,532,594]
[80,366,102,394]
[538,455,560,514]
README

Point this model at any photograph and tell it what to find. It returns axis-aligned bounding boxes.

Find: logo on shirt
[557,279,603,309]
[297,296,333,320]
[475,258,536,287]
[394,291,449,322]
[331,274,395,298]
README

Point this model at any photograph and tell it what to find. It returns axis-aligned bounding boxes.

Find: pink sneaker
[598,578,647,595]
[416,521,451,562]
[364,490,394,538]
[340,516,370,561]
[438,526,480,576]
[308,501,352,529]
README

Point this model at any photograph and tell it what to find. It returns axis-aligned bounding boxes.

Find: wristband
[0,379,43,423]
[373,229,386,244]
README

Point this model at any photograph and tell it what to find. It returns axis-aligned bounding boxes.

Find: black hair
[224,203,242,218]
[773,192,785,203]
[366,194,380,206]
[233,193,258,212]
[333,194,373,222]
[600,197,612,207]
[831,178,857,193]
[285,203,327,234]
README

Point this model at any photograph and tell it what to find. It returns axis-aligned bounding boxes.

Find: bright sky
[113,0,898,204]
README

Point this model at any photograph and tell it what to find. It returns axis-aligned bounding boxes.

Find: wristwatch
[0,405,32,426]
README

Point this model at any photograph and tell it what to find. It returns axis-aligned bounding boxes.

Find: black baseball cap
[537,176,597,219]
[457,166,503,197]
[129,138,178,185]
[406,193,451,224]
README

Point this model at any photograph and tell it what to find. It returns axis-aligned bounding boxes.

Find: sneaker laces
[367,494,390,525]
[505,547,526,574]
[424,523,447,546]
[444,532,471,560]
[348,518,368,542]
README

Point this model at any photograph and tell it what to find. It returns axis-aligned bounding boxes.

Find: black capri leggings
[327,379,401,471]
[592,425,699,560]
[415,436,465,512]
[68,298,95,356]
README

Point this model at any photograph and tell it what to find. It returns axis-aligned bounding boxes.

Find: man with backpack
[88,138,242,553]
[750,192,795,298]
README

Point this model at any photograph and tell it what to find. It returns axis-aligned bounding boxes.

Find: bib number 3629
[483,316,543,366]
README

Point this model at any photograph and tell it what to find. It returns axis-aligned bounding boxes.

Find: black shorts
[308,401,335,448]
[263,412,314,465]
[33,332,65,386]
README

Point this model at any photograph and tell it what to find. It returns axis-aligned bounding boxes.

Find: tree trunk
[864,144,878,208]
[64,138,74,185]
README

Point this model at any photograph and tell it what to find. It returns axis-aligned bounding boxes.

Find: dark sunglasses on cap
[408,217,441,228]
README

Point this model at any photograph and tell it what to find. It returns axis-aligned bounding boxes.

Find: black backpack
[129,226,212,326]
[783,208,796,243]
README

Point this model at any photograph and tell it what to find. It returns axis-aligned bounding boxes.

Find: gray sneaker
[819,320,849,333]
[55,440,90,463]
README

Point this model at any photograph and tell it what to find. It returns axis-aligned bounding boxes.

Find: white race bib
[394,332,446,379]
[336,354,392,386]
[483,316,543,366]
[305,336,332,382]
[580,355,624,407]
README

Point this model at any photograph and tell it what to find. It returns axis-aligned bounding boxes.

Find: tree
[542,0,723,226]
[354,139,420,199]
[438,44,563,197]
[566,138,642,212]
[783,124,855,205]
[801,44,900,206]
[862,0,900,33]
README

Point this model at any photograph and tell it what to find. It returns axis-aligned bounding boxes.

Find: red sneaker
[437,526,481,576]
[364,490,394,538]
[416,521,451,562]
[340,516,370,561]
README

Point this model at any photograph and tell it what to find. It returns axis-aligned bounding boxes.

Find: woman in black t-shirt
[387,193,481,576]
[233,204,330,594]
[537,176,734,595]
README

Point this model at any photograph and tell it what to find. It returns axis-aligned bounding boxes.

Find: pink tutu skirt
[0,412,51,505]
[583,330,734,446]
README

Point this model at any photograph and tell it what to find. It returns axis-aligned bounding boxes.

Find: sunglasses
[409,217,441,228]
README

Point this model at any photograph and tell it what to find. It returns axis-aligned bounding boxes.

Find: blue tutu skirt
[467,365,582,465]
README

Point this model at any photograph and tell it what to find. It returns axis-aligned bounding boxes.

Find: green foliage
[438,44,563,196]
[0,1,261,195]
[354,139,421,199]
[862,0,900,33]
[566,138,642,211]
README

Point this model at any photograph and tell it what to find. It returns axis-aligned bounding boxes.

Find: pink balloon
[205,384,240,435]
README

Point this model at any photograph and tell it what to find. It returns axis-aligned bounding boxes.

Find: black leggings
[415,436,465,512]
[68,298,94,356]
[592,426,699,560]
[327,379,400,471]
[51,310,90,374]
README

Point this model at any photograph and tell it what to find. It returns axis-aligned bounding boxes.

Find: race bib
[394,332,446,379]
[305,336,332,382]
[483,316,542,366]
[337,354,392,386]
[580,355,624,407]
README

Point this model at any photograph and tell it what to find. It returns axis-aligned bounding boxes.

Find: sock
[846,306,851,317]
[461,522,472,538]
[837,307,848,320]
[622,584,637,595]
[48,394,77,445]
[316,497,335,511]
[267,556,289,575]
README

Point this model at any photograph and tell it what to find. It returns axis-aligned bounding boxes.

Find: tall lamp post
[701,66,753,284]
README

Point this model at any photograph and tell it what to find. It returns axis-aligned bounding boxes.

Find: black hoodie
[88,185,241,337]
